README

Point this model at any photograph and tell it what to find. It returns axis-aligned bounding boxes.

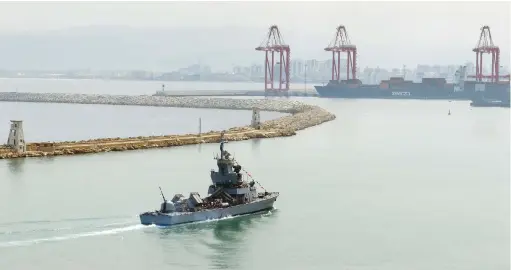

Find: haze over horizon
[0,1,509,72]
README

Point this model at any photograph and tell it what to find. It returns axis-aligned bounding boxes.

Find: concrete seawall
[0,92,336,159]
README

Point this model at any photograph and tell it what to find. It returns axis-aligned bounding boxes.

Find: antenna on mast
[159,186,167,202]
[219,130,229,158]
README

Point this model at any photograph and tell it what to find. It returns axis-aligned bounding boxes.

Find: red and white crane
[325,25,357,81]
[468,26,509,82]
[255,25,291,93]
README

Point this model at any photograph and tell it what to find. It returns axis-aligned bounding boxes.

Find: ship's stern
[140,212,174,226]
[139,212,157,225]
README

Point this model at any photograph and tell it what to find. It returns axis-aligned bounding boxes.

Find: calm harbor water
[0,102,285,143]
[0,77,316,95]
[0,79,509,270]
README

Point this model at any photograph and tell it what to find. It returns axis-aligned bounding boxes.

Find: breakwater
[152,89,319,97]
[0,92,336,159]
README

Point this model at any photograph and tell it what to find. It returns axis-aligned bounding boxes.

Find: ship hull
[139,193,278,226]
[314,85,470,100]
[470,100,510,108]
[315,81,510,100]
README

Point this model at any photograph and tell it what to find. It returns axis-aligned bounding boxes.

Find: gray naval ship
[139,137,279,226]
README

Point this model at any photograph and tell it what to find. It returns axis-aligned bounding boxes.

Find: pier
[0,92,335,159]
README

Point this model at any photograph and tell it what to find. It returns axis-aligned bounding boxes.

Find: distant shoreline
[0,76,326,85]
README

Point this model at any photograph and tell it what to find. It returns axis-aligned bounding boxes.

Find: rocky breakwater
[0,92,336,159]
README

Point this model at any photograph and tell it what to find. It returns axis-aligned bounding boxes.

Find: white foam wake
[0,224,153,248]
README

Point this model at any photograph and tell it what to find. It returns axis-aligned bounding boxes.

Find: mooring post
[198,117,202,137]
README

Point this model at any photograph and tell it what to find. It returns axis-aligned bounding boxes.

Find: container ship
[314,76,510,101]
[314,25,510,101]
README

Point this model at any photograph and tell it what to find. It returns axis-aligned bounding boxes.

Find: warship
[139,136,279,226]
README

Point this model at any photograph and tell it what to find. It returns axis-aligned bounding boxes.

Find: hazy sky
[0,1,509,70]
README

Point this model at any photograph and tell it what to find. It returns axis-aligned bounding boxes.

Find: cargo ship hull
[314,77,510,101]
[469,83,510,108]
[314,85,469,100]
[470,99,510,108]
